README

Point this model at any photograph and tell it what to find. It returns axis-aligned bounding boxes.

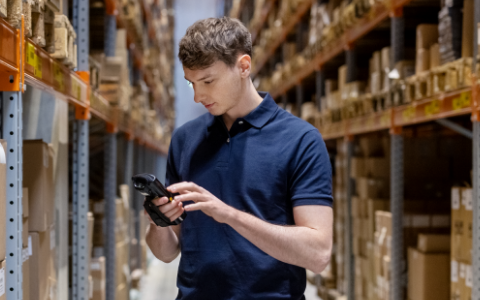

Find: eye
[205,80,213,84]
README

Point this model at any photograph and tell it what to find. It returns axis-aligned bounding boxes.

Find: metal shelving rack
[0,0,171,299]
[247,0,480,298]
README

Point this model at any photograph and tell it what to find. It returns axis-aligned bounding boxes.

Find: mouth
[204,103,215,109]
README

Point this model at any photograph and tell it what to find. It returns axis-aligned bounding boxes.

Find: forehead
[183,60,231,80]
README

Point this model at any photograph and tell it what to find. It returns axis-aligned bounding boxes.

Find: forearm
[226,209,332,273]
[145,224,180,263]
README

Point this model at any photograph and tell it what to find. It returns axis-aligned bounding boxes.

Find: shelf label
[35,55,42,79]
[380,112,391,127]
[26,42,35,67]
[402,106,415,122]
[425,99,440,116]
[26,42,42,79]
[452,92,471,110]
[53,63,65,92]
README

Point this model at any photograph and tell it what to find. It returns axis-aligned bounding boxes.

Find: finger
[168,209,186,222]
[164,205,184,220]
[151,197,169,206]
[184,202,204,212]
[159,200,183,215]
[174,192,206,203]
[168,182,204,194]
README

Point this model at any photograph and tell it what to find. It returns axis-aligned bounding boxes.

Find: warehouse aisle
[141,250,322,300]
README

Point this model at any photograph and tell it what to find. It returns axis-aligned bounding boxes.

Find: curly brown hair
[178,17,252,70]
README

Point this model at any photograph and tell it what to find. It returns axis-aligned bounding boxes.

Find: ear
[237,54,252,79]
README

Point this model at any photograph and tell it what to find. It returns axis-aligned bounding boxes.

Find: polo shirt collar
[207,92,278,131]
[243,92,278,129]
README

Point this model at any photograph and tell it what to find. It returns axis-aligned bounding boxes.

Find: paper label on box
[0,267,4,296]
[50,228,56,250]
[22,248,29,263]
[451,260,459,282]
[463,189,473,211]
[28,236,33,256]
[466,265,473,288]
[460,263,466,279]
[91,262,100,270]
[452,188,461,210]
[0,143,5,164]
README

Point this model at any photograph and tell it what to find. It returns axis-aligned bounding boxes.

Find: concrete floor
[140,250,322,300]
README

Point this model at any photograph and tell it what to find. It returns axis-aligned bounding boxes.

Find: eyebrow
[184,74,214,82]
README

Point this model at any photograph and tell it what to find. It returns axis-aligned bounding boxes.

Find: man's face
[184,60,242,116]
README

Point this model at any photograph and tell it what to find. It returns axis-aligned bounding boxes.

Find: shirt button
[227,138,230,143]
[239,121,243,125]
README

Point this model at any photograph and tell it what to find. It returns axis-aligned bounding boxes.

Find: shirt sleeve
[289,129,333,207]
[165,130,181,187]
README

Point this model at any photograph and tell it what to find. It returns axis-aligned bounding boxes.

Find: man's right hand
[144,196,185,225]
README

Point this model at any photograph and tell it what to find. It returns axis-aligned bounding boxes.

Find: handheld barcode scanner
[132,173,186,227]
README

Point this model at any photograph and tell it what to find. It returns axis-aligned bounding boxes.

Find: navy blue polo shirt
[166,92,332,300]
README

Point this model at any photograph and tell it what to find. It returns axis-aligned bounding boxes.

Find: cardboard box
[416,48,430,74]
[88,212,94,263]
[351,157,366,178]
[365,158,390,178]
[29,226,56,300]
[451,260,461,300]
[408,248,449,300]
[461,188,472,263]
[430,44,440,69]
[0,260,5,300]
[91,257,106,300]
[23,140,54,232]
[22,248,29,300]
[367,199,389,240]
[416,24,439,51]
[356,177,389,199]
[417,234,450,253]
[23,218,29,248]
[381,47,391,71]
[22,188,29,218]
[0,140,6,262]
[452,187,465,260]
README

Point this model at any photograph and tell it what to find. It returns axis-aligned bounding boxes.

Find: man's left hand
[167,182,234,224]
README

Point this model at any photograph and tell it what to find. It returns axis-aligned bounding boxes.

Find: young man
[145,17,333,299]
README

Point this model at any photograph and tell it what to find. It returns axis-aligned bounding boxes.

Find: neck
[222,79,263,130]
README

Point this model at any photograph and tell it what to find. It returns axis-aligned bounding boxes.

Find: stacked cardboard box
[438,4,463,64]
[0,259,5,300]
[415,25,439,74]
[369,47,392,94]
[91,257,106,300]
[23,140,57,300]
[0,140,6,263]
[408,234,450,300]
[350,136,391,300]
[451,187,472,300]
[333,139,348,295]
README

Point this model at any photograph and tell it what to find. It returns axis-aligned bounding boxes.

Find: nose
[193,88,205,104]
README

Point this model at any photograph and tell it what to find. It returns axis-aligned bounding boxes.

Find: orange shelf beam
[320,88,473,140]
